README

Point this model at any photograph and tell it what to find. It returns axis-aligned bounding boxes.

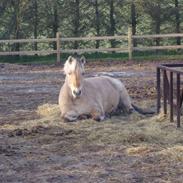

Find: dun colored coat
[58,56,134,121]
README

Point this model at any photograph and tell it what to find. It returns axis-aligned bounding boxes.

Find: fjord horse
[58,56,135,122]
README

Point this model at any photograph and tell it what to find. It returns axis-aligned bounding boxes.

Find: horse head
[64,56,86,98]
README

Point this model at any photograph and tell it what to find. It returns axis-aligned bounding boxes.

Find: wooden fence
[1,28,183,63]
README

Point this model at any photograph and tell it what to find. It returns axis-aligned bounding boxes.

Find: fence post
[128,27,133,60]
[176,73,181,128]
[157,67,161,114]
[56,32,61,63]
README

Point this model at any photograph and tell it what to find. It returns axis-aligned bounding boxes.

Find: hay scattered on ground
[37,103,60,117]
[125,145,153,156]
[1,101,183,183]
[2,100,181,147]
[157,145,183,162]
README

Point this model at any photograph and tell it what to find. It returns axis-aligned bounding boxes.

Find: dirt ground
[0,60,183,183]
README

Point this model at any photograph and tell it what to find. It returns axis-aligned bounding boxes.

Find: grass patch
[1,50,183,64]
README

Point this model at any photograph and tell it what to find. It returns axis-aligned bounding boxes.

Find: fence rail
[0,38,57,44]
[133,33,183,39]
[0,50,57,56]
[61,35,128,41]
[134,45,183,51]
[1,28,183,62]
[61,47,128,54]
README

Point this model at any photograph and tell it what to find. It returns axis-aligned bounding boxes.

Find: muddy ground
[0,60,183,183]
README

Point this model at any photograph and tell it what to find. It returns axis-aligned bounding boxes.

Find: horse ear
[67,56,73,64]
[80,56,86,65]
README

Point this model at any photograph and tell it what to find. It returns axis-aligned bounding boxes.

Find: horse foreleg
[91,108,105,121]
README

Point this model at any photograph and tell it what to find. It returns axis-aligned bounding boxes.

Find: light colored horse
[58,56,134,122]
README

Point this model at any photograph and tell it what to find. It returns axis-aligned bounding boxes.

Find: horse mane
[64,56,85,75]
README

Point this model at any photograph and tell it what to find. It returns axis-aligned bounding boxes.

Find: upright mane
[64,56,85,75]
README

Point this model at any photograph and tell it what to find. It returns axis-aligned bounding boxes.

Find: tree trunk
[14,0,20,52]
[109,0,115,48]
[74,0,80,49]
[131,1,137,47]
[175,0,181,45]
[155,3,161,47]
[95,0,100,49]
[0,0,8,17]
[33,0,38,51]
[155,20,160,46]
[53,0,59,50]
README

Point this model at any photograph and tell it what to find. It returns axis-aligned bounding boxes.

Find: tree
[141,0,161,46]
[0,0,182,53]
[140,0,173,46]
[42,0,60,49]
[109,0,116,48]
[9,0,29,52]
[175,0,181,45]
[73,0,80,49]
[0,0,8,17]
[33,0,38,51]
[12,0,21,51]
[0,0,11,39]
[94,0,100,48]
[52,0,59,49]
[131,0,137,47]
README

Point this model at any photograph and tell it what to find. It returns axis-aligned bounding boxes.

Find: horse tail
[132,104,155,115]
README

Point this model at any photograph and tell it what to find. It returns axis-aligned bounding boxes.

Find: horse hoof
[93,115,105,122]
[78,114,91,120]
[128,108,134,114]
[63,116,78,122]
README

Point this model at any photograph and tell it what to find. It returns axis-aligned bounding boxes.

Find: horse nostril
[73,90,81,96]
[78,90,81,95]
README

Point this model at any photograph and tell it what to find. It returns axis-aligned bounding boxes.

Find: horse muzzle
[73,89,82,97]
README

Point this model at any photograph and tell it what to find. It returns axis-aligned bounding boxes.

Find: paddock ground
[0,60,183,183]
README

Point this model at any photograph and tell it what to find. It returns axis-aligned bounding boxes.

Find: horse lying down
[58,56,154,122]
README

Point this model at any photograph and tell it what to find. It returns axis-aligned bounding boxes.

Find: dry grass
[1,100,183,182]
[157,145,183,162]
[37,103,60,117]
[2,100,182,146]
[126,145,153,156]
